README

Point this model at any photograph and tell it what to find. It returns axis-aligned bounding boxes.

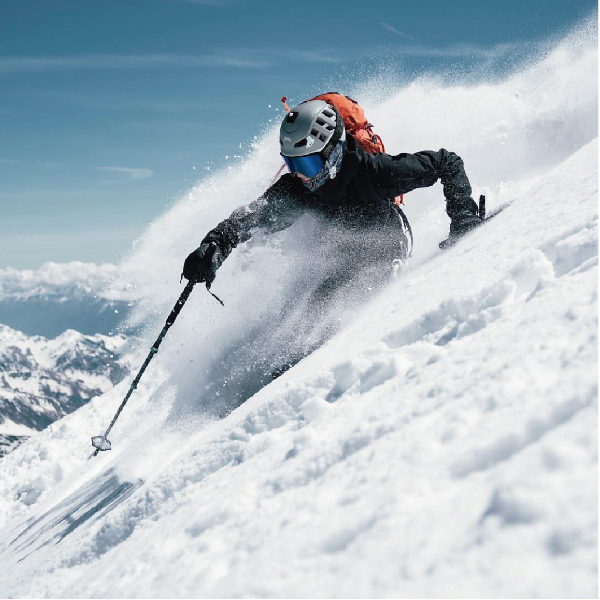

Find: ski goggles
[282,152,325,179]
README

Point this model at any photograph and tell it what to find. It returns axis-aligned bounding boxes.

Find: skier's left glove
[440,210,484,249]
[182,241,223,285]
[450,210,483,237]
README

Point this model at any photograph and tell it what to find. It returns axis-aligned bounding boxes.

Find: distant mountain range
[0,324,130,457]
[0,261,131,337]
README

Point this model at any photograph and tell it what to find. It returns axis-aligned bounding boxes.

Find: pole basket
[91,436,112,452]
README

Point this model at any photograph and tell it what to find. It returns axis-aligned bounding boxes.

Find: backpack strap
[372,132,385,153]
[393,204,413,257]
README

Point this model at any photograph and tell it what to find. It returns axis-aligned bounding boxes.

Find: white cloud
[93,166,154,180]
[0,227,142,272]
[398,41,527,59]
[379,24,527,59]
[47,93,206,113]
[288,50,340,64]
[0,46,347,75]
[0,53,270,73]
[0,261,129,301]
[381,22,416,41]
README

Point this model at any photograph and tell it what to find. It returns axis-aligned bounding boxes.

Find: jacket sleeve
[200,174,306,263]
[367,149,478,219]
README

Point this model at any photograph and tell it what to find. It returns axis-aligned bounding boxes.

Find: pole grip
[166,281,195,326]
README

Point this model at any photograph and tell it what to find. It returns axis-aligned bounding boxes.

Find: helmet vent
[322,109,335,118]
[294,138,308,147]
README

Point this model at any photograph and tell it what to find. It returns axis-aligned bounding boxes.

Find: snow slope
[0,25,596,598]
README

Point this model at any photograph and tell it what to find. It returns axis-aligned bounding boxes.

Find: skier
[182,99,482,286]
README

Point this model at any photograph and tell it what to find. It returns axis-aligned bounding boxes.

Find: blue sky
[0,0,595,269]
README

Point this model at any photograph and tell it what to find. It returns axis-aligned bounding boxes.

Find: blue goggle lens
[282,153,325,179]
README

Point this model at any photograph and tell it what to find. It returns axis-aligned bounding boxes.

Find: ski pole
[91,280,209,456]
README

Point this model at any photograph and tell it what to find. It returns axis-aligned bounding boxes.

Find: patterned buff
[300,142,344,192]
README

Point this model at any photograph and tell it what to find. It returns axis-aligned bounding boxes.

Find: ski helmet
[280,100,346,160]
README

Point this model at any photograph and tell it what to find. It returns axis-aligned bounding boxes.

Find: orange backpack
[310,92,386,155]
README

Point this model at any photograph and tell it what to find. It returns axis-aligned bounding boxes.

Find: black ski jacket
[201,134,477,264]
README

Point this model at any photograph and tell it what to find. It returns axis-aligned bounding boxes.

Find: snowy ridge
[0,26,597,598]
[0,325,129,456]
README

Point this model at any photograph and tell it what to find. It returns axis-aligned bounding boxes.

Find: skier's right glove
[182,241,223,285]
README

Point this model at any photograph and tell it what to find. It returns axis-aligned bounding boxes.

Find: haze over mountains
[0,262,130,338]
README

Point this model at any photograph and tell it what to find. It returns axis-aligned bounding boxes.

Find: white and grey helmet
[280,100,346,160]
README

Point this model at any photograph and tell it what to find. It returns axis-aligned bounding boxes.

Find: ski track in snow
[0,26,597,598]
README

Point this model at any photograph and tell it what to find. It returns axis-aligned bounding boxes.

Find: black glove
[449,209,483,238]
[440,209,484,249]
[182,241,223,284]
